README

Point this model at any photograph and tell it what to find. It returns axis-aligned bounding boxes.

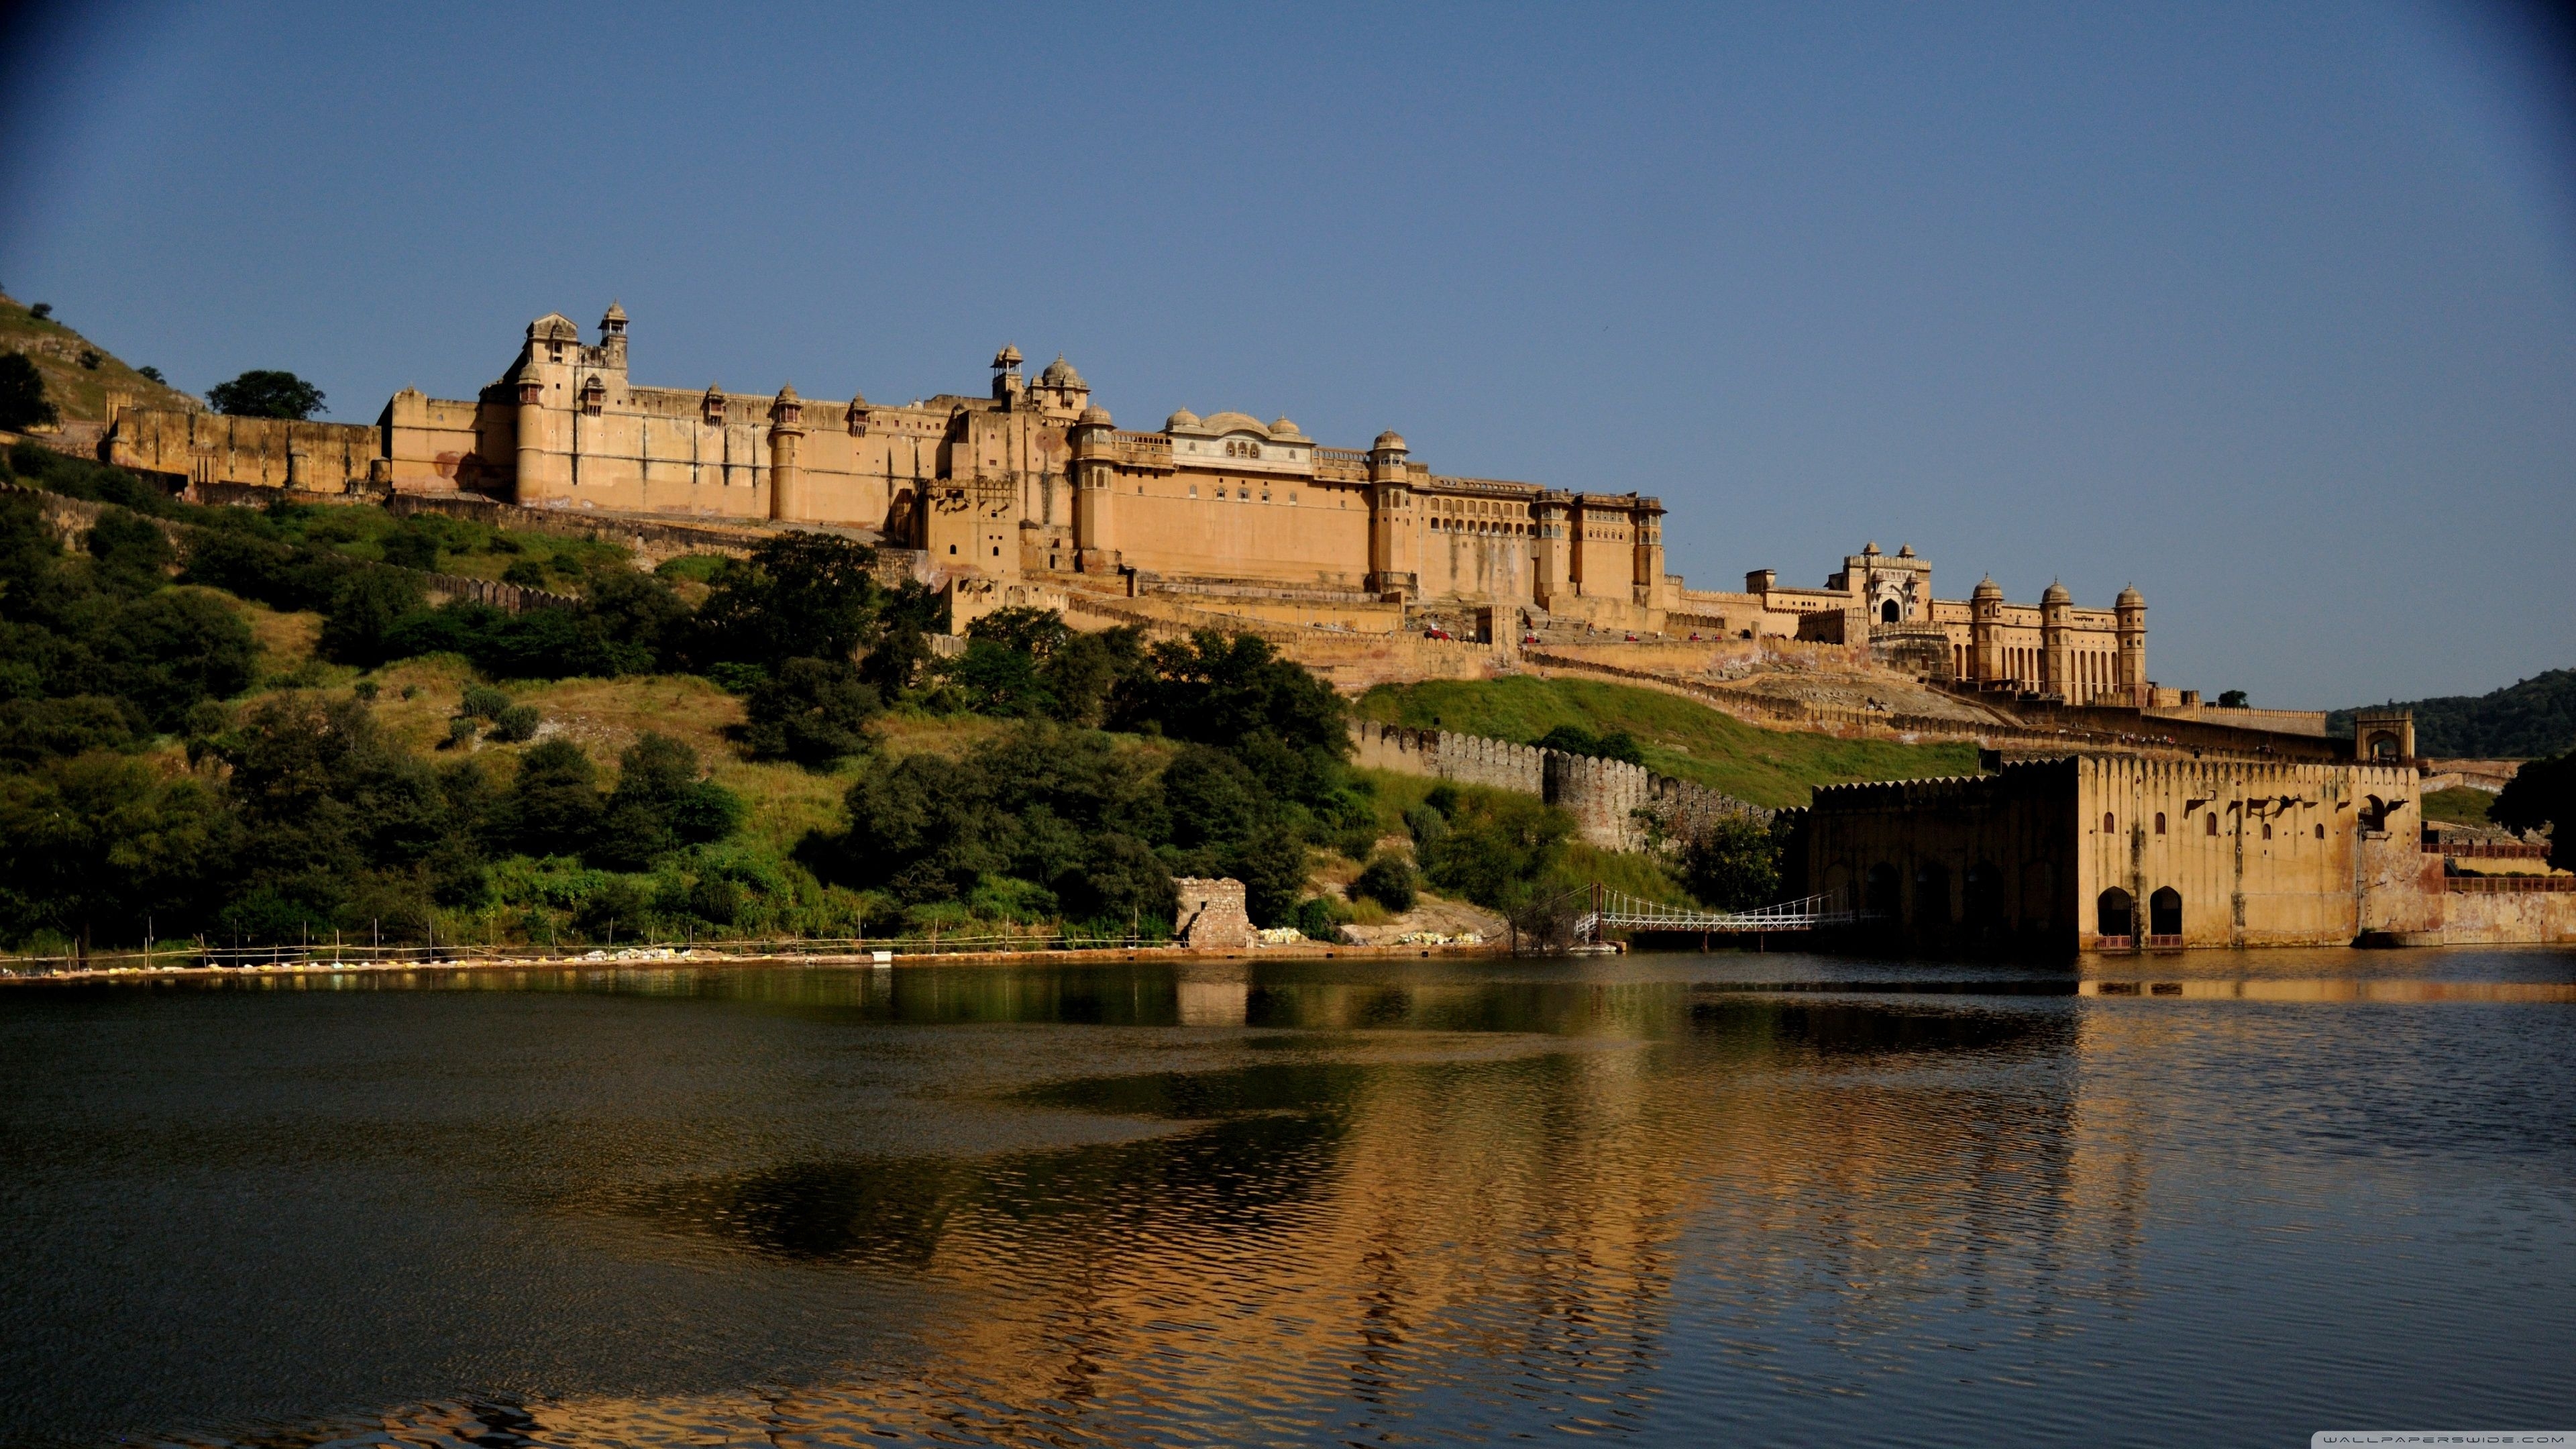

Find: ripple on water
[0,956,2569,1446]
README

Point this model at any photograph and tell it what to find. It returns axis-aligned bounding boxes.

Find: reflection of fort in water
[524,967,2146,1441]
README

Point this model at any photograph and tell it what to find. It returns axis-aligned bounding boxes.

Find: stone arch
[1880,598,1901,623]
[1864,863,1902,920]
[2096,888,2135,939]
[1964,861,2004,929]
[1913,861,1951,928]
[2149,887,2182,937]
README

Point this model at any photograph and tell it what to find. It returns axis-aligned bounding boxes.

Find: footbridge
[1572,887,1858,945]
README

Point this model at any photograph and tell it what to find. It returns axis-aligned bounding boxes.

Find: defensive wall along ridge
[1348,720,1770,853]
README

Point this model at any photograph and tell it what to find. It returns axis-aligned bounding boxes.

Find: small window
[2206,814,2219,836]
[948,545,957,555]
[2262,822,2273,839]
[2103,812,2116,834]
[993,546,1000,557]
[2155,812,2166,834]
[2316,824,2325,839]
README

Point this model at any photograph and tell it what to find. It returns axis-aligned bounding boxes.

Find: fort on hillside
[103,305,2150,685]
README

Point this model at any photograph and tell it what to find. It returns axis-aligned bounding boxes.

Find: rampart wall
[1346,720,1769,852]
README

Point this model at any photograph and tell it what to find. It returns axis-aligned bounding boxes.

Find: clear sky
[3,1,2571,708]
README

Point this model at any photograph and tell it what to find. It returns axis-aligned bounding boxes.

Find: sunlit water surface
[2,947,2572,1446]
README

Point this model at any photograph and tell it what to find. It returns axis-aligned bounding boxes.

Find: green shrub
[1352,853,1417,912]
[460,685,511,720]
[488,704,539,743]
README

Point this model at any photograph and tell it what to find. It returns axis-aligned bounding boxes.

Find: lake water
[2,949,2572,1446]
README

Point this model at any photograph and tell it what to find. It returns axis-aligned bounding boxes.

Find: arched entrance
[1880,598,1901,623]
[2149,887,2182,937]
[1865,864,1901,920]
[1913,862,1951,928]
[1964,861,2004,930]
[2096,888,2135,939]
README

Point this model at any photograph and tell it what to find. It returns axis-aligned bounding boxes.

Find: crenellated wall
[1347,720,1769,852]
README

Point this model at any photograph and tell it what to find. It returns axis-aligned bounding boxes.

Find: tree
[0,353,57,432]
[490,739,603,859]
[2218,690,2250,709]
[2491,751,2575,871]
[206,370,326,421]
[137,366,164,384]
[592,733,741,869]
[692,532,883,667]
[1536,723,1644,765]
[741,657,879,767]
[318,568,427,665]
[1352,853,1416,912]
[1678,812,1782,910]
[0,753,227,951]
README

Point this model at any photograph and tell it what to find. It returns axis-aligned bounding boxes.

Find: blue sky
[3,1,2571,708]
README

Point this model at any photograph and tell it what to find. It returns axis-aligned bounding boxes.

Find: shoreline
[0,938,1519,985]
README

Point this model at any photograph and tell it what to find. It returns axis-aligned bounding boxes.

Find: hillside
[1354,675,1980,809]
[0,291,203,423]
[2330,668,2576,759]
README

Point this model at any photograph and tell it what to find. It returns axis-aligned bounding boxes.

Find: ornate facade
[100,304,2151,694]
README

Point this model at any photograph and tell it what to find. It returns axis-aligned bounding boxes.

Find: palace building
[101,304,2149,692]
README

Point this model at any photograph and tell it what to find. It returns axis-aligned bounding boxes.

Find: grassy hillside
[0,292,203,421]
[2420,787,2495,827]
[1354,675,1979,808]
[2330,669,2576,760]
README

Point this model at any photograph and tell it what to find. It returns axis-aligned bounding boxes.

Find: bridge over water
[1572,887,1860,947]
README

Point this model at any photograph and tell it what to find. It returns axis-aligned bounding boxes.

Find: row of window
[2107,810,2326,841]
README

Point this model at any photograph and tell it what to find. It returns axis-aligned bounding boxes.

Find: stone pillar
[767,384,804,522]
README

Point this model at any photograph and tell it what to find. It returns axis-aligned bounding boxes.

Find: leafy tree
[1061,832,1176,930]
[85,513,174,590]
[1415,788,1573,912]
[206,370,325,420]
[0,353,56,433]
[2491,751,2575,871]
[92,588,258,729]
[1678,812,1782,910]
[1042,626,1148,728]
[591,732,742,869]
[0,752,227,951]
[0,696,141,768]
[137,366,164,384]
[693,533,883,667]
[490,739,603,859]
[27,303,50,321]
[1226,822,1312,926]
[378,525,441,571]
[1535,723,1644,765]
[1352,853,1417,912]
[741,657,879,767]
[2217,689,2250,708]
[318,568,427,665]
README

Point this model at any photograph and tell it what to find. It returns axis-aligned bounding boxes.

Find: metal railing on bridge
[1572,886,1860,945]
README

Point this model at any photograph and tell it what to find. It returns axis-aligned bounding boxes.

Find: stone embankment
[1348,720,1769,852]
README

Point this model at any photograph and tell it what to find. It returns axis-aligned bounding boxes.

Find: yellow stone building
[103,304,2149,669]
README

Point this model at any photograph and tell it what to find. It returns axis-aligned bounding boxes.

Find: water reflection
[1,952,2570,1446]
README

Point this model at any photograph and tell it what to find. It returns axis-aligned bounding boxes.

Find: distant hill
[2329,669,2576,759]
[0,290,202,423]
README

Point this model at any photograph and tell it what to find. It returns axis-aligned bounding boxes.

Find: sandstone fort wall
[1347,720,1769,853]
